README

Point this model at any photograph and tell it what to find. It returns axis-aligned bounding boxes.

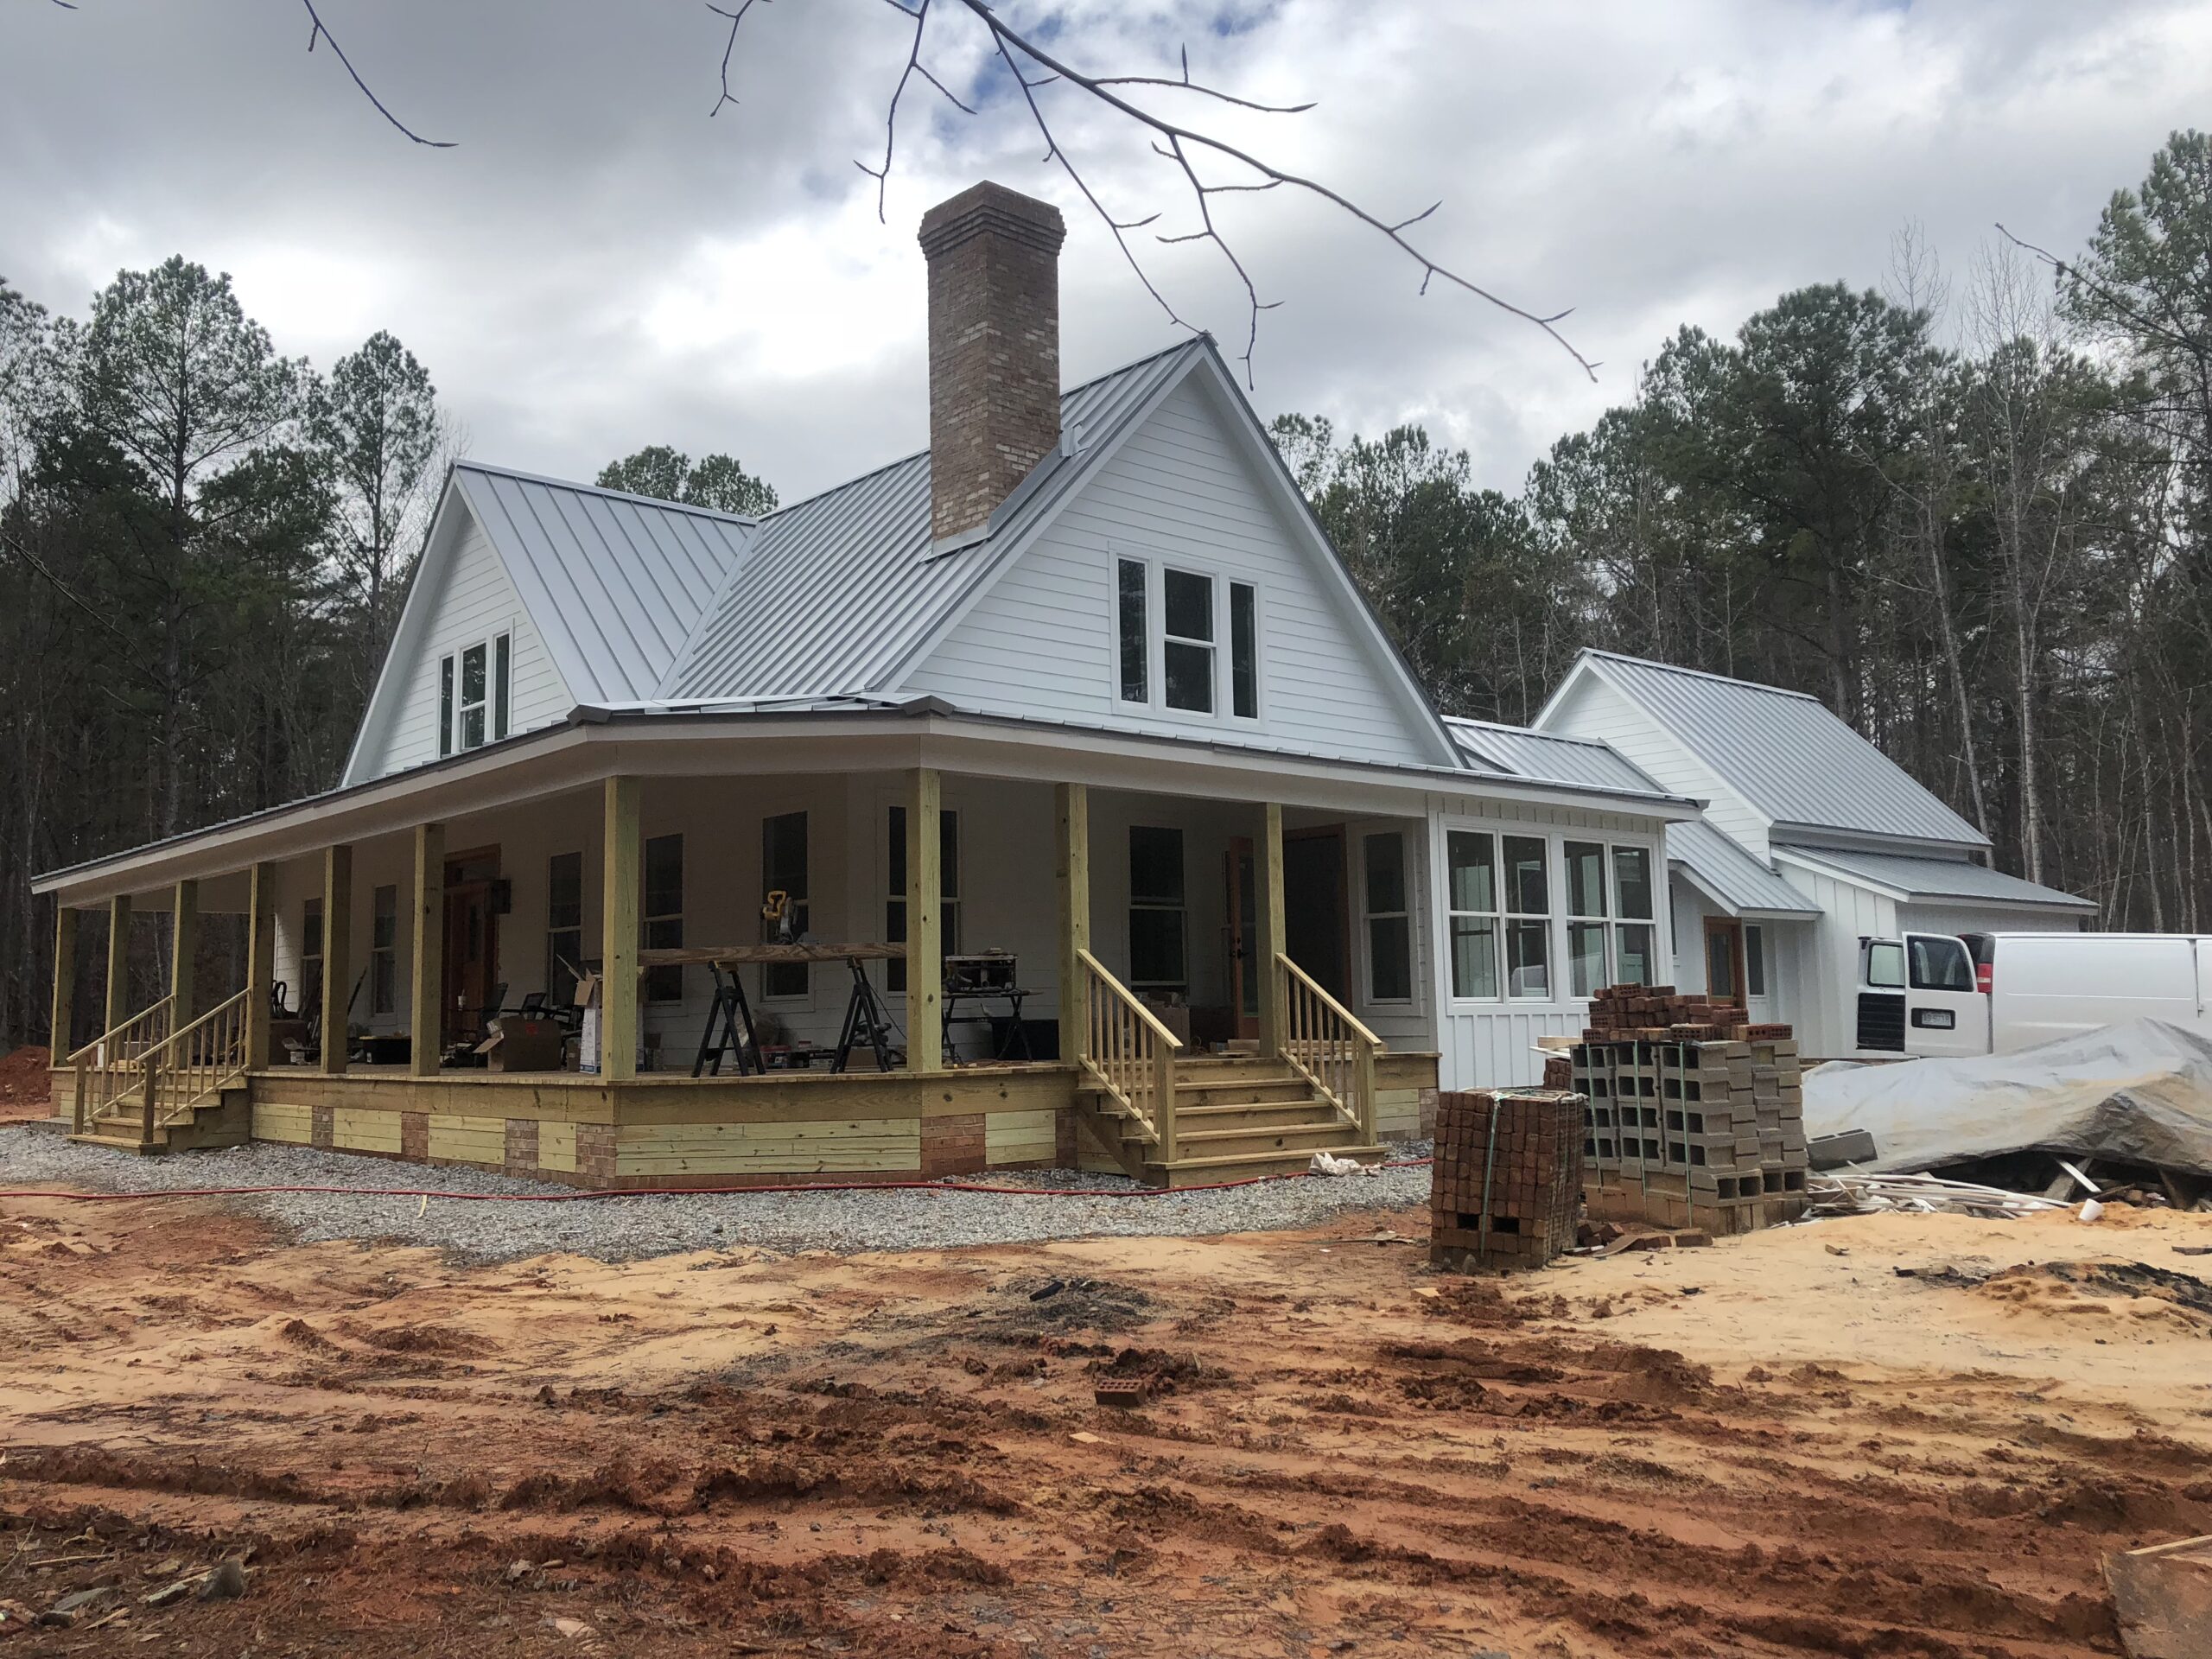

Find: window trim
[1359,829,1414,1007]
[886,804,961,995]
[1745,922,1767,999]
[1441,823,1666,1010]
[1108,550,1262,726]
[1127,824,1189,993]
[369,884,398,1018]
[642,833,684,1005]
[548,850,584,1008]
[438,629,513,756]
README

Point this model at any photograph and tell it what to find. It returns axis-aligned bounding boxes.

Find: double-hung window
[1361,831,1411,1003]
[1502,836,1551,999]
[301,897,325,1012]
[1565,841,1610,999]
[1128,827,1187,991]
[439,632,512,757]
[547,851,583,1006]
[369,885,398,1017]
[1114,556,1260,721]
[1446,833,1497,999]
[643,835,683,1003]
[761,812,809,998]
[886,806,960,994]
[1613,847,1656,987]
[1446,831,1551,1001]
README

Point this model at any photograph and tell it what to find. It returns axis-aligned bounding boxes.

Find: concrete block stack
[1430,1089,1586,1271]
[1573,989,1808,1235]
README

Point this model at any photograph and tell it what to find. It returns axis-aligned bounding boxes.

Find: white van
[1856,931,2212,1058]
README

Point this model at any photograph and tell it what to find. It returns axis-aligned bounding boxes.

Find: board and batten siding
[1541,672,1770,857]
[366,509,567,779]
[1776,861,1896,1059]
[906,376,1443,768]
[1424,794,1673,1092]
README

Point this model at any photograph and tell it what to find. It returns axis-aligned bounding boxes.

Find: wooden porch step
[67,1133,168,1156]
[1169,1098,1342,1128]
[1173,1057,1306,1084]
[1169,1121,1361,1156]
[1171,1077,1316,1107]
[1145,1143,1389,1187]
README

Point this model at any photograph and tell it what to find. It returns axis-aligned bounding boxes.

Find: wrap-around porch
[48,762,1440,1188]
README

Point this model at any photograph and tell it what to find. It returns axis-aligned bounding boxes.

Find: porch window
[1565,840,1608,999]
[1128,826,1187,991]
[886,805,960,994]
[301,897,324,1012]
[1446,831,1498,1000]
[1614,846,1656,987]
[1745,923,1766,998]
[644,834,683,1003]
[1230,582,1259,719]
[1162,569,1215,714]
[1361,831,1411,1003]
[369,885,397,1017]
[547,851,583,1006]
[1502,836,1551,1000]
[761,812,809,999]
[439,632,512,755]
[1116,559,1147,703]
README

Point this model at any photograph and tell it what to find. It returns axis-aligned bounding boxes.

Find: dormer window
[1114,554,1260,721]
[439,632,511,757]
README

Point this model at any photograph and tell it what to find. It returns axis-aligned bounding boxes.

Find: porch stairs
[1079,1053,1386,1186]
[63,988,255,1156]
[69,1086,253,1155]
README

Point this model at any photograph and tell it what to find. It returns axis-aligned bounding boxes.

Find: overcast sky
[4,1,2208,501]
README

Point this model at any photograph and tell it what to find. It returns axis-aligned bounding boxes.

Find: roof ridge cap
[1585,647,1822,705]
[454,460,764,526]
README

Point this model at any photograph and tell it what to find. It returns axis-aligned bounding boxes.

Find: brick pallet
[1573,990,1809,1236]
[1431,1089,1585,1271]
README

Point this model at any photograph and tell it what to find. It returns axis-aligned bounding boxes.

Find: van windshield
[1865,940,1905,988]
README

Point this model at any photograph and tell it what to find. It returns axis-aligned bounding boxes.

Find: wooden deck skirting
[48,1052,1440,1191]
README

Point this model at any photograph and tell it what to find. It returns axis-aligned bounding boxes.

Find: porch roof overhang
[34,700,1704,905]
[1770,843,2097,913]
[1665,819,1821,920]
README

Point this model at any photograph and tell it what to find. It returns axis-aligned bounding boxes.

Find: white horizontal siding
[908,377,1440,767]
[370,511,567,779]
[1542,674,1770,855]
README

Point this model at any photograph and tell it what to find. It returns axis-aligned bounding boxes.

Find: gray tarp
[1801,1017,2212,1175]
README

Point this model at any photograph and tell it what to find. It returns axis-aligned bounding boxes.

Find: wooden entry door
[1285,827,1351,1003]
[1224,837,1259,1040]
[1702,916,1746,1007]
[442,848,501,1046]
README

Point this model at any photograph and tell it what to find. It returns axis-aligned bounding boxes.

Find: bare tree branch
[299,0,455,148]
[855,0,976,224]
[707,0,772,117]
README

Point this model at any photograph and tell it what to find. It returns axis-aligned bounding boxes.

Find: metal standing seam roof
[1666,817,1821,918]
[1576,650,1988,848]
[663,340,1201,702]
[1773,844,2096,912]
[454,461,758,705]
[1445,717,1671,797]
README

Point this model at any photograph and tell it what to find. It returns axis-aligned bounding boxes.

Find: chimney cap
[918,181,1066,259]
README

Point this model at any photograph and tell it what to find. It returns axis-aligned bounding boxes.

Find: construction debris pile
[1572,985,1809,1236]
[1430,1090,1585,1271]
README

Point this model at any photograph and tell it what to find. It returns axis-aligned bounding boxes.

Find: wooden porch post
[906,767,944,1072]
[410,823,445,1077]
[49,904,78,1058]
[1055,782,1090,1065]
[245,861,276,1070]
[104,894,133,1033]
[320,845,353,1076]
[1256,803,1287,1058]
[601,777,640,1083]
[168,880,200,1027]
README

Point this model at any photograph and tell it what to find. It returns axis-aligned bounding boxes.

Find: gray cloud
[3,0,2205,500]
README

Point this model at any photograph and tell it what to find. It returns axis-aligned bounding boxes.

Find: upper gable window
[1114,555,1260,722]
[439,632,512,757]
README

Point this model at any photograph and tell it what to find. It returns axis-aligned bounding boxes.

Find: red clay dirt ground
[1,1164,2209,1656]
[0,1050,51,1125]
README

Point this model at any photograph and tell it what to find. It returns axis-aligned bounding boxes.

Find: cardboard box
[477,1015,568,1072]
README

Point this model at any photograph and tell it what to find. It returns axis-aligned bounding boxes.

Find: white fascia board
[339,473,467,787]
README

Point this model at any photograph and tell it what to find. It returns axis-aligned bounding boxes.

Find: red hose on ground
[0,1160,1432,1206]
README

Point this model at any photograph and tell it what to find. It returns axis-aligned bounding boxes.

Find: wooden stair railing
[67,995,175,1135]
[1275,953,1382,1145]
[129,988,254,1147]
[1076,948,1184,1164]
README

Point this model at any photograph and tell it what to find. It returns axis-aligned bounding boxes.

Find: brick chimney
[918,181,1067,543]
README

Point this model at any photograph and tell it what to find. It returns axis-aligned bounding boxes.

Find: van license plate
[1911,1008,1955,1030]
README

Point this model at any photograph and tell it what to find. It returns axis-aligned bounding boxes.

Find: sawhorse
[691,963,761,1077]
[831,956,903,1073]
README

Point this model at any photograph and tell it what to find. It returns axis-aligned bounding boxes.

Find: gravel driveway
[0,1126,1430,1264]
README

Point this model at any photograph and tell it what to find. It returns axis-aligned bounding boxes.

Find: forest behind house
[1,133,2207,1047]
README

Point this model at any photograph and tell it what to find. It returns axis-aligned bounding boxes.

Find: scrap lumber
[1808,1171,2070,1219]
[2107,1533,2212,1659]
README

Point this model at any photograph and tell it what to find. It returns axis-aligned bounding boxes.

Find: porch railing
[68,995,174,1134]
[1076,947,1184,1164]
[1277,953,1381,1145]
[131,988,253,1146]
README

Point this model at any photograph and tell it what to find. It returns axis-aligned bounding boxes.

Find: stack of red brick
[1584,982,1791,1044]
[1430,1090,1586,1271]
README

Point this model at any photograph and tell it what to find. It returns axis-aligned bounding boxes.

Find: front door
[442,849,500,1046]
[1285,828,1350,1003]
[1224,838,1260,1040]
[1702,916,1745,1008]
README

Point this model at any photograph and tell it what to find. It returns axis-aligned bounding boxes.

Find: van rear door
[1903,932,1989,1057]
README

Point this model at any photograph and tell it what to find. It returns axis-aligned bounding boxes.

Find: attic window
[440,632,512,756]
[1112,554,1261,721]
